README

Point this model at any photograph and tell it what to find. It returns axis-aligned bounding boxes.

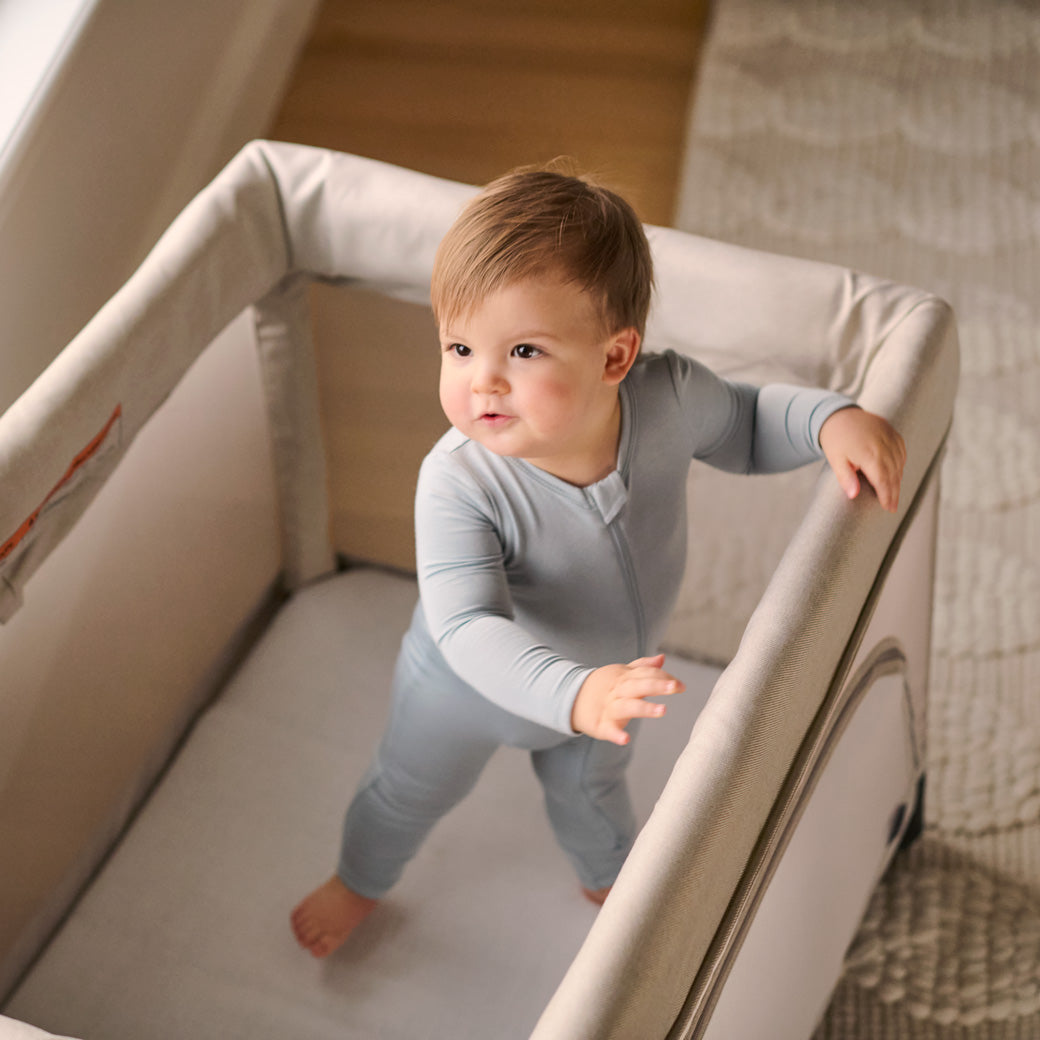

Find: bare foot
[582,886,611,906]
[291,876,378,957]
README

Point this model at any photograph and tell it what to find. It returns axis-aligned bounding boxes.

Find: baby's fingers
[860,444,906,513]
[610,697,668,723]
[597,718,635,746]
[869,465,901,512]
[832,457,862,503]
[624,656,685,696]
[626,654,666,670]
[599,698,668,746]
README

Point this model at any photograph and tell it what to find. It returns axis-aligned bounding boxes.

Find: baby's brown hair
[431,164,653,338]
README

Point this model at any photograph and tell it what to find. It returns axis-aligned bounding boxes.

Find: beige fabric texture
[0,144,475,620]
[671,1,1040,1036]
[0,142,957,1036]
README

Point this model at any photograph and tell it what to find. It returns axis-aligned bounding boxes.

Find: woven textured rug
[672,2,1040,1036]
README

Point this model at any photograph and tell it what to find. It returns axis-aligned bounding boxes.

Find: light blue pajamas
[337,350,853,897]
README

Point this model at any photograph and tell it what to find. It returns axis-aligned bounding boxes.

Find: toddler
[291,167,906,957]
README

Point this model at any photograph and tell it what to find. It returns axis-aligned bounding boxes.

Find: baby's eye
[512,343,542,360]
[445,343,471,358]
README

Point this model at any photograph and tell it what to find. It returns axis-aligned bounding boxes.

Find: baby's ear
[603,327,641,384]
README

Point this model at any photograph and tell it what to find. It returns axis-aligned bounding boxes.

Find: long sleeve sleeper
[337,349,853,896]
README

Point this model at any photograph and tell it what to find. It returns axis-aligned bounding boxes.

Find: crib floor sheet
[5,567,719,1040]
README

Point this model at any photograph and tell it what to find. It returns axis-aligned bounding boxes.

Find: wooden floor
[269,0,709,225]
[266,0,709,569]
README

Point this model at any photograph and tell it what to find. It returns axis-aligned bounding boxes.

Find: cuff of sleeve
[807,395,857,451]
[553,665,595,736]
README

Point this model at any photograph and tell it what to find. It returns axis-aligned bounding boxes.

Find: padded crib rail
[2,139,949,626]
[0,140,951,626]
[0,141,958,1039]
[531,308,958,1036]
[0,141,477,621]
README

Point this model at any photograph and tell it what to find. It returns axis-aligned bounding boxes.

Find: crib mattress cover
[4,567,720,1040]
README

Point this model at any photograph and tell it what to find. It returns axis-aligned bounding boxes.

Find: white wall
[0,0,320,412]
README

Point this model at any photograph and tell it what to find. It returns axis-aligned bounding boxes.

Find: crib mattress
[5,567,720,1040]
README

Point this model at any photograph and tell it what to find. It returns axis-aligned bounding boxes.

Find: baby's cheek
[438,378,465,426]
[436,391,457,426]
[532,379,577,410]
[551,382,598,424]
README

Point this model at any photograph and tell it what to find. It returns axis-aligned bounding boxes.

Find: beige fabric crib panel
[0,142,958,1038]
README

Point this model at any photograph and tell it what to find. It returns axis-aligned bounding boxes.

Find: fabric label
[0,404,123,563]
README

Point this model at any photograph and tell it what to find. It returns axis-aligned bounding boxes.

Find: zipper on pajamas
[582,468,644,657]
[608,520,646,656]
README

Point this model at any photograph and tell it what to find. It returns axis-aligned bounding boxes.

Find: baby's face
[438,277,628,482]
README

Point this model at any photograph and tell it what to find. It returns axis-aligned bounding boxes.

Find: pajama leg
[336,656,503,899]
[529,728,638,891]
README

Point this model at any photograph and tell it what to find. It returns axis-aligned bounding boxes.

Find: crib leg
[891,774,926,852]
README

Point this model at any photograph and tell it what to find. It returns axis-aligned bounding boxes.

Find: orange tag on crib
[0,404,122,563]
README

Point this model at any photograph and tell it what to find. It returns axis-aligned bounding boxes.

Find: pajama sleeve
[414,452,591,734]
[663,351,855,473]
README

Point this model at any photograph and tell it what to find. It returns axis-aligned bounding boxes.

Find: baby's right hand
[571,654,684,746]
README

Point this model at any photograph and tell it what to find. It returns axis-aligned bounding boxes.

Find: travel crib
[0,142,957,1039]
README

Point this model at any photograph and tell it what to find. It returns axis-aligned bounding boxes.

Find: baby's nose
[472,362,508,394]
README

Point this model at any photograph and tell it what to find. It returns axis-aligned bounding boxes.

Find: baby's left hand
[819,407,906,513]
